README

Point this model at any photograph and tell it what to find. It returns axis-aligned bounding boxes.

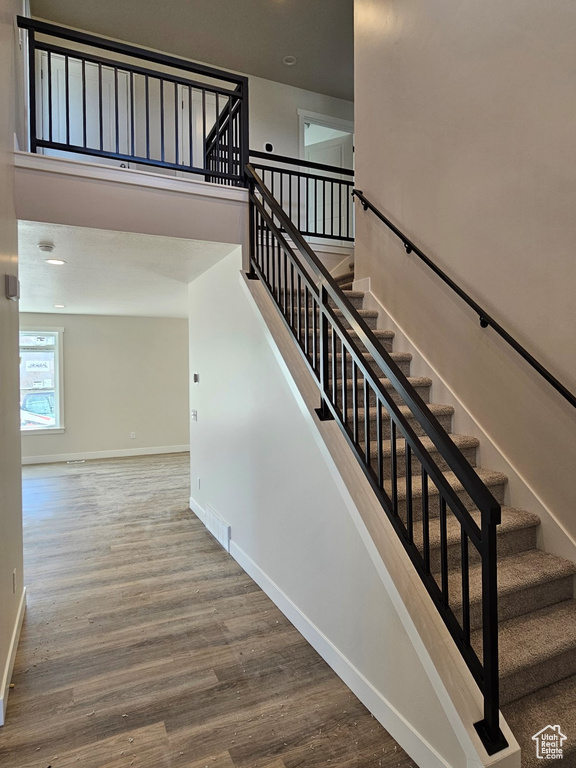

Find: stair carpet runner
[333,265,576,767]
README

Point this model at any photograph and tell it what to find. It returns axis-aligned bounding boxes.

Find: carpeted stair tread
[333,307,379,320]
[473,600,576,704]
[348,328,395,341]
[448,550,576,628]
[371,432,478,460]
[389,466,508,503]
[350,402,454,430]
[415,507,541,572]
[336,351,415,371]
[502,675,576,767]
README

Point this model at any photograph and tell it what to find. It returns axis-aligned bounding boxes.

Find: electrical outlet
[191,410,198,421]
[130,431,136,439]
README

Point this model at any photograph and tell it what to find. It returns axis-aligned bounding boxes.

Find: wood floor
[1,454,417,768]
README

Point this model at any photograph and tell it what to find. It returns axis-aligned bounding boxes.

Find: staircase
[334,264,576,767]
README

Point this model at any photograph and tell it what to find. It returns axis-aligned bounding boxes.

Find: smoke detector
[38,242,54,253]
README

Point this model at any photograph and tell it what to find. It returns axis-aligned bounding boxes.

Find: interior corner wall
[0,0,26,725]
[354,0,576,542]
[249,76,354,157]
[187,248,473,768]
[20,313,189,462]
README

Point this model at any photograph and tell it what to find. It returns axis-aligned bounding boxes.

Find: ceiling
[30,0,354,101]
[18,221,238,318]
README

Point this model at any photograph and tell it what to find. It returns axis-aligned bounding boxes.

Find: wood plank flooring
[1,454,418,768]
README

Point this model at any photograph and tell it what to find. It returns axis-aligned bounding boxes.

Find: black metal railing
[18,16,249,185]
[353,190,576,411]
[249,150,354,241]
[246,163,508,755]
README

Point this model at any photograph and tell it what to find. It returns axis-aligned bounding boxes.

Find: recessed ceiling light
[282,55,297,67]
[54,304,65,308]
[45,259,67,265]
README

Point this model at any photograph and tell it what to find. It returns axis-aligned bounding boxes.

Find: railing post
[240,79,250,188]
[474,505,508,755]
[315,284,334,421]
[246,185,259,280]
[27,29,37,153]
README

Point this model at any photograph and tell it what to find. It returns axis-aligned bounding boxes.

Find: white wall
[0,0,26,726]
[354,0,576,543]
[249,75,353,157]
[186,249,515,768]
[20,313,189,463]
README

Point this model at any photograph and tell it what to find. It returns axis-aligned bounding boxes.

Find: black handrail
[250,149,354,177]
[353,189,576,410]
[247,163,508,755]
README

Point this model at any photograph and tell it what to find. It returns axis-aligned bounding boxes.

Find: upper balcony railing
[18,16,249,185]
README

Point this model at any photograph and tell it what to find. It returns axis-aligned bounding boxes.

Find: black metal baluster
[47,51,52,142]
[202,89,207,169]
[188,87,193,168]
[297,274,302,344]
[114,66,119,154]
[174,82,179,166]
[364,377,370,465]
[304,286,310,357]
[227,99,233,179]
[288,171,293,224]
[27,30,37,152]
[440,497,449,603]
[160,79,165,162]
[312,296,318,374]
[461,530,470,645]
[352,360,358,445]
[347,184,351,239]
[341,346,348,427]
[376,400,383,487]
[391,418,398,513]
[81,58,87,148]
[331,328,338,407]
[129,70,134,157]
[64,54,70,146]
[297,174,301,231]
[98,62,103,151]
[421,469,430,572]
[290,263,295,330]
[283,248,288,316]
[405,443,413,542]
[330,180,334,237]
[145,75,150,159]
[314,178,318,235]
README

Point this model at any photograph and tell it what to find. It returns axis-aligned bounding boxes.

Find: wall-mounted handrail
[247,163,508,755]
[353,189,576,410]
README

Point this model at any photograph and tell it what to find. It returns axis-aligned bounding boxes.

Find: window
[19,329,64,433]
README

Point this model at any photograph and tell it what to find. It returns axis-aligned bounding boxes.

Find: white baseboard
[228,541,450,768]
[22,445,190,465]
[0,588,27,727]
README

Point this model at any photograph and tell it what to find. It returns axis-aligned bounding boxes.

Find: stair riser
[371,444,477,481]
[427,524,538,573]
[501,646,576,705]
[351,411,453,442]
[394,479,506,523]
[329,295,365,310]
[451,576,575,633]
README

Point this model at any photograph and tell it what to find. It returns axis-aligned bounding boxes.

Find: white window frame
[19,326,65,435]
